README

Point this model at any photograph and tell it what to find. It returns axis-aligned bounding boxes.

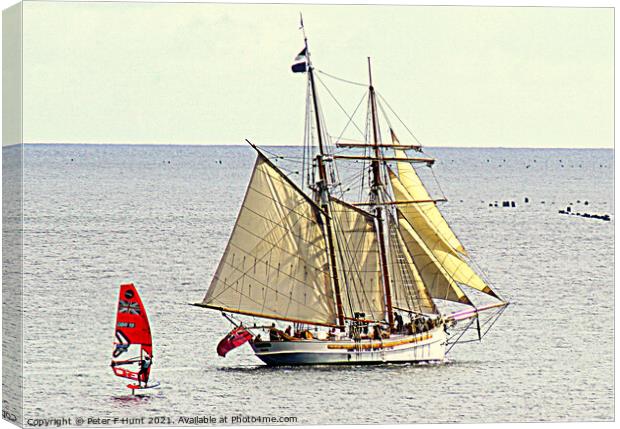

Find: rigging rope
[315,74,367,140]
[316,69,367,87]
[428,165,448,202]
[376,91,424,148]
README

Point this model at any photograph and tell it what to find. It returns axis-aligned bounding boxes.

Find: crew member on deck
[393,312,404,333]
[269,323,280,341]
[373,325,382,340]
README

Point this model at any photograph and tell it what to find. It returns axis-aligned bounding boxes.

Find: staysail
[199,152,338,327]
[387,225,438,314]
[392,148,466,256]
[396,212,472,304]
[111,283,153,383]
[389,158,500,301]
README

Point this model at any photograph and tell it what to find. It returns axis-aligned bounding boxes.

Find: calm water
[17,144,614,424]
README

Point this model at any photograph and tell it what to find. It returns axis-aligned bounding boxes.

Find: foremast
[303,32,346,330]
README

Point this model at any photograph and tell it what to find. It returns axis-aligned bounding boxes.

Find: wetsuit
[138,357,151,387]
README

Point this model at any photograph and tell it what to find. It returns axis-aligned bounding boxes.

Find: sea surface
[14,144,615,424]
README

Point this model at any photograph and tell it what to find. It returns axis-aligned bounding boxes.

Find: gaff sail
[198,152,338,327]
[111,283,153,384]
[329,198,384,321]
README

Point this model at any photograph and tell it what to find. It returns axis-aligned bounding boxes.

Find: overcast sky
[21,1,613,148]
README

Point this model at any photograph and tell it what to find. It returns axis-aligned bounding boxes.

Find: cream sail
[329,198,385,322]
[200,154,337,327]
[389,166,500,300]
[195,20,508,365]
[387,226,438,314]
[392,149,466,256]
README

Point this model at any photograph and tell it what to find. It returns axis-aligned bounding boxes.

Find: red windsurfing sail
[217,326,253,357]
[110,283,153,385]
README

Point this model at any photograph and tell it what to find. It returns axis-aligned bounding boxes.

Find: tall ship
[195,24,508,365]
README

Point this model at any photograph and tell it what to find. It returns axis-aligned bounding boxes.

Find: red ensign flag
[216,327,253,357]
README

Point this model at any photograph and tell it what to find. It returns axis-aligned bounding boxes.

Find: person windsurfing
[138,355,152,387]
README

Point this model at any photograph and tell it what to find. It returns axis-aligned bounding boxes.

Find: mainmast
[304,32,346,330]
[367,58,395,330]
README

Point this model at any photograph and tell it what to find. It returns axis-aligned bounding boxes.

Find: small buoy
[524,197,529,203]
[584,201,589,206]
[511,201,516,207]
[168,161,171,164]
[577,200,581,203]
[489,203,493,207]
[70,158,74,162]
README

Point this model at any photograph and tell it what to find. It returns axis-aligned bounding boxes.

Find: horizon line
[11,142,615,150]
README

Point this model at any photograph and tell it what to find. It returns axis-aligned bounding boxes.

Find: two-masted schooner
[195,24,508,365]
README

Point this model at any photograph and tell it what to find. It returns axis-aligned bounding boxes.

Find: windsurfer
[138,355,152,387]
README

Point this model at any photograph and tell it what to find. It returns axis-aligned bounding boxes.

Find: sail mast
[304,30,346,330]
[367,57,395,330]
